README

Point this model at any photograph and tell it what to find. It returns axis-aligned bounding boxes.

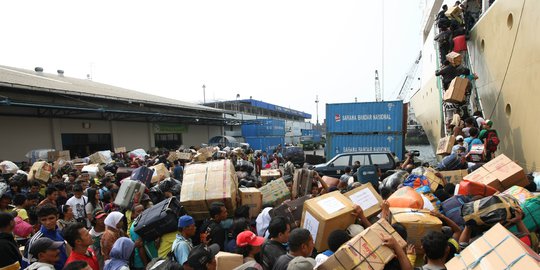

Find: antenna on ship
[375,70,382,102]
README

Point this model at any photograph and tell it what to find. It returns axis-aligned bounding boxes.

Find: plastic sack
[381,170,409,193]
[456,180,498,197]
[403,175,430,190]
[461,194,521,226]
[0,161,19,174]
[387,186,424,209]
[14,216,33,238]
[502,186,534,204]
[416,185,442,212]
[25,149,55,163]
[129,149,148,160]
[510,196,540,233]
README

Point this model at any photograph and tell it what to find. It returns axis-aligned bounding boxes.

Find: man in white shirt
[66,184,88,223]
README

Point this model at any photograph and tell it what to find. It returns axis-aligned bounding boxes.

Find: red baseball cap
[236,231,265,247]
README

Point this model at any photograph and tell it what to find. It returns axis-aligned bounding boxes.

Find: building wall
[0,116,54,161]
[113,121,152,150]
[183,124,223,147]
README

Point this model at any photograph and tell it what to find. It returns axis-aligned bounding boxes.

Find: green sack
[509,196,540,233]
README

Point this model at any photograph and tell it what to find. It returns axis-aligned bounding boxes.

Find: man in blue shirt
[173,160,184,181]
[22,204,68,270]
[437,146,468,171]
[172,215,196,265]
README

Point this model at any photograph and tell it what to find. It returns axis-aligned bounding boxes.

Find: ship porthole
[507,13,514,29]
[506,103,512,116]
[481,39,485,51]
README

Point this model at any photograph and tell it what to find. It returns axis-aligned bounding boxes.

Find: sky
[0,0,424,124]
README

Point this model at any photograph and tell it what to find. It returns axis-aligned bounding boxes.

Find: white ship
[410,0,540,171]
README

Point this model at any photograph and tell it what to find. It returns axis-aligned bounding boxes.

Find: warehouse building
[0,65,229,161]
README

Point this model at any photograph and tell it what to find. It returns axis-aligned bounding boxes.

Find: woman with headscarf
[100,211,125,261]
[104,237,134,270]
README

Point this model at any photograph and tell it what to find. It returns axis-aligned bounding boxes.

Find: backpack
[485,130,500,152]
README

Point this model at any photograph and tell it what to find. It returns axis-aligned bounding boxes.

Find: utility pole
[202,84,206,104]
[315,95,319,126]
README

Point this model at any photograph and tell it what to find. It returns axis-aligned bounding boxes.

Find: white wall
[0,116,54,161]
[183,124,223,147]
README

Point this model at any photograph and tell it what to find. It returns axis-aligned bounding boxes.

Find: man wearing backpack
[479,120,499,161]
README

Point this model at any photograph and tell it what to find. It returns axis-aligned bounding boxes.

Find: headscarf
[104,237,135,270]
[104,211,124,228]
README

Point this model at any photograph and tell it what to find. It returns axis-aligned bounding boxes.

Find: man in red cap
[235,230,265,269]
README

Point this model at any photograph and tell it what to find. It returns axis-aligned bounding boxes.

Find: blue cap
[178,215,194,228]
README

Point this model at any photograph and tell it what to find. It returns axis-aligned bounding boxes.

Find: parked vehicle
[283,146,305,167]
[310,152,395,178]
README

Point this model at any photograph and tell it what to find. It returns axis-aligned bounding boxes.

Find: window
[352,154,370,166]
[332,155,350,167]
[370,154,391,166]
[155,133,182,149]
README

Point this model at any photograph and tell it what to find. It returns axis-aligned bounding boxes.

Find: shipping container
[325,133,404,160]
[244,136,284,152]
[326,101,405,133]
[300,129,322,143]
[241,119,286,137]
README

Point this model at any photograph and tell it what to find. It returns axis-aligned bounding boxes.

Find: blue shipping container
[245,136,284,152]
[301,129,322,143]
[326,101,404,133]
[241,119,286,137]
[325,133,404,160]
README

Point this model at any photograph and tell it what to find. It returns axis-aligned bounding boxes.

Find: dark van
[311,152,396,178]
[283,146,305,167]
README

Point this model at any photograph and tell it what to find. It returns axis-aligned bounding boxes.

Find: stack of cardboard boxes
[463,154,527,191]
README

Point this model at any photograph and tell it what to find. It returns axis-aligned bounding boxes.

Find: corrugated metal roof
[0,65,222,113]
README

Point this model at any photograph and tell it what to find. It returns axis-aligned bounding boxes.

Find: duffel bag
[461,194,521,226]
[441,195,471,228]
[381,170,409,193]
[457,180,498,197]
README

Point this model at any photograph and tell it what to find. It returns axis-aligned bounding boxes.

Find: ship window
[506,103,512,117]
[507,13,513,29]
[481,39,485,51]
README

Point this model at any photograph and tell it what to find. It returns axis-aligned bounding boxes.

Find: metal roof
[0,65,223,113]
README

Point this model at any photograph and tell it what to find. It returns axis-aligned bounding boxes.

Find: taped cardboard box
[28,161,52,183]
[444,77,469,103]
[180,160,238,220]
[439,169,468,185]
[47,150,70,162]
[463,167,504,191]
[423,168,444,192]
[483,154,513,172]
[446,223,540,270]
[292,168,315,199]
[114,147,127,153]
[436,136,455,155]
[490,161,527,189]
[317,219,407,270]
[215,252,243,270]
[446,51,463,66]
[259,178,290,206]
[89,152,109,165]
[344,183,383,218]
[239,187,262,219]
[150,163,170,183]
[390,208,442,252]
[261,169,281,184]
[301,191,356,251]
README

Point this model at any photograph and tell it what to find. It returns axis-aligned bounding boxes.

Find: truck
[300,129,323,150]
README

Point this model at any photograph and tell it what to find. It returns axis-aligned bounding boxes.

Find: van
[283,146,305,167]
[311,152,396,178]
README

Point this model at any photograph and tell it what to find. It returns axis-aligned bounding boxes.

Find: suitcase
[134,197,185,241]
[452,35,467,52]
[292,169,314,199]
[441,195,471,228]
[131,166,154,186]
[116,167,134,180]
[114,179,146,209]
[270,195,312,229]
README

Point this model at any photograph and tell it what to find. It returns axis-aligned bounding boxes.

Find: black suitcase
[116,167,134,180]
[131,166,154,186]
[270,195,312,229]
[134,197,185,241]
[292,169,315,199]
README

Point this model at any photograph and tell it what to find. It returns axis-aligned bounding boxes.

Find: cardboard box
[446,51,463,66]
[81,164,105,178]
[259,178,290,206]
[443,77,468,103]
[239,187,262,219]
[301,191,356,251]
[150,163,170,183]
[424,168,444,191]
[502,186,534,204]
[463,167,490,182]
[88,152,109,165]
[114,147,127,153]
[477,173,504,191]
[180,160,238,220]
[445,6,463,22]
[47,150,70,162]
[317,219,407,270]
[344,183,383,218]
[483,154,513,172]
[28,161,52,183]
[261,169,281,184]
[436,136,455,155]
[439,169,469,185]
[446,223,540,270]
[490,161,527,189]
[390,208,442,252]
[215,252,243,270]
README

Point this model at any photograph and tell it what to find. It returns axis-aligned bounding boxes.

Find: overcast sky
[1,0,423,123]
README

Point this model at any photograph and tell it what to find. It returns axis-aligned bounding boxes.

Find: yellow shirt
[15,208,29,221]
[158,231,177,258]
